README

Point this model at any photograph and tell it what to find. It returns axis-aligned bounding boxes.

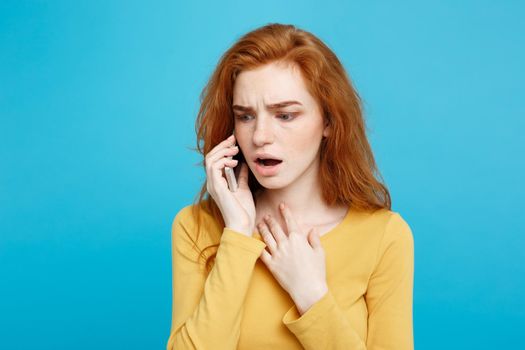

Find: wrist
[225,224,254,237]
[293,284,328,316]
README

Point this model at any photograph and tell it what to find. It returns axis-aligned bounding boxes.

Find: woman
[167,23,414,350]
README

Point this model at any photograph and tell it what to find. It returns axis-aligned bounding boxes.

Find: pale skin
[231,61,349,315]
[257,203,329,315]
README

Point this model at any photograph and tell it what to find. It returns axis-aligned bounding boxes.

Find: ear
[323,121,331,138]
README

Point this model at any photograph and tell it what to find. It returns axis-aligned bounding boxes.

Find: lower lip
[254,160,283,176]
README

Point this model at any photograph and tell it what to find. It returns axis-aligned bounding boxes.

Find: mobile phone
[225,165,238,192]
[224,132,238,192]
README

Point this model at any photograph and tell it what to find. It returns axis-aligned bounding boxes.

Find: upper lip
[254,152,282,161]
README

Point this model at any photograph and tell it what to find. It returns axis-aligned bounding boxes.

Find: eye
[235,114,254,122]
[277,113,296,121]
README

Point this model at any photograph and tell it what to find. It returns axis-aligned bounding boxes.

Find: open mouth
[256,158,283,167]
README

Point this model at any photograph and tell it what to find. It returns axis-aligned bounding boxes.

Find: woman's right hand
[205,134,256,236]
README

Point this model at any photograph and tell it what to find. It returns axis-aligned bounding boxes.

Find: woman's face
[232,61,330,190]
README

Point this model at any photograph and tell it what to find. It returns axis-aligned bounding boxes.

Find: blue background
[1,1,524,349]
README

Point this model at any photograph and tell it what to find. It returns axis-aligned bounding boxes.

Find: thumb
[308,228,321,250]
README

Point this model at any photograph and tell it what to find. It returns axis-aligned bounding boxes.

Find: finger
[207,157,239,192]
[210,156,239,174]
[257,222,277,255]
[260,248,272,266]
[278,202,300,235]
[308,228,322,250]
[205,145,239,167]
[207,135,236,160]
[264,214,287,245]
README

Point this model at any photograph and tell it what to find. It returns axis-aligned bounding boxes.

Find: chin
[258,183,283,190]
[253,176,290,190]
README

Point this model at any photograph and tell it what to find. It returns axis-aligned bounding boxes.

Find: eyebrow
[232,100,303,113]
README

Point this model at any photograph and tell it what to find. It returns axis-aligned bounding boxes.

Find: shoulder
[354,208,412,238]
[171,204,195,233]
[374,209,414,259]
[356,209,415,277]
[172,203,197,225]
[171,200,212,228]
[352,208,414,254]
[171,201,222,245]
[383,210,413,245]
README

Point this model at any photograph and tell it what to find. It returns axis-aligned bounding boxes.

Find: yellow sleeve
[365,213,414,349]
[281,212,414,350]
[166,207,267,350]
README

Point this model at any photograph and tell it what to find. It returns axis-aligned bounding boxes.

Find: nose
[252,117,274,146]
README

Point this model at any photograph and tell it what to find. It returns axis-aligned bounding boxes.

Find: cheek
[234,132,251,159]
[234,127,249,145]
[290,126,322,154]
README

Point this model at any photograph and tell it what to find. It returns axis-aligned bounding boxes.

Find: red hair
[185,23,391,272]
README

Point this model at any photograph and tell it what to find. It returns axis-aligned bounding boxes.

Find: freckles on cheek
[294,137,310,154]
[295,128,318,150]
[234,130,251,154]
[233,125,248,141]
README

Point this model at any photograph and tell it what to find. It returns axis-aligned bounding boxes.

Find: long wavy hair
[186,23,391,272]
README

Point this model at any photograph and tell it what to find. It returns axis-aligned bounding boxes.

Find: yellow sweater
[166,203,414,349]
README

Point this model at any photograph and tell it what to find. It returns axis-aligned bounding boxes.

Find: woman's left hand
[257,202,328,315]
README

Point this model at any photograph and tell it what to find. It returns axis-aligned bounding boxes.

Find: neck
[255,166,331,220]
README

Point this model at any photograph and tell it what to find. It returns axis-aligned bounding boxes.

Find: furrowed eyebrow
[232,100,303,113]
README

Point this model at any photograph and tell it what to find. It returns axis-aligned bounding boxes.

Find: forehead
[232,62,314,106]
